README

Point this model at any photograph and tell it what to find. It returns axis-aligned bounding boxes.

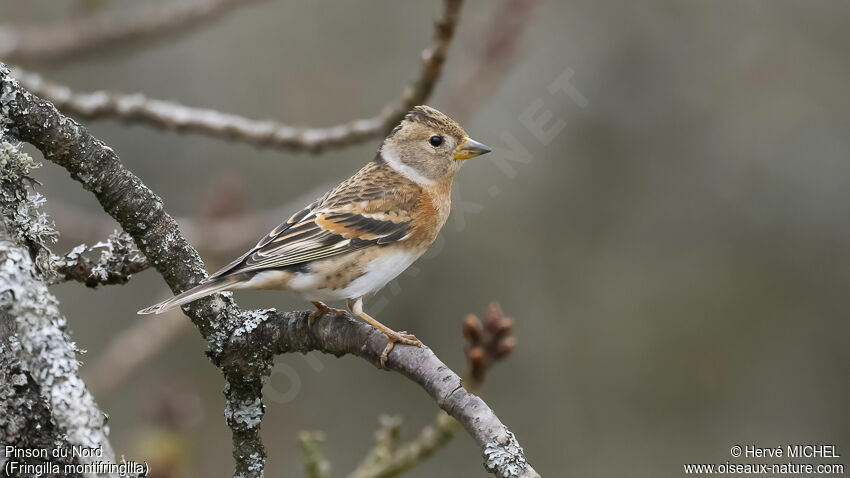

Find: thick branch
[0,336,82,477]
[7,0,462,153]
[0,291,81,477]
[0,0,267,65]
[0,227,116,474]
[0,61,539,478]
[0,138,118,477]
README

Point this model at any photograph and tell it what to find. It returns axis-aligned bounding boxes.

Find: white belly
[293,249,422,302]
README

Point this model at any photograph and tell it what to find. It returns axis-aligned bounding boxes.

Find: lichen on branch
[0,139,118,476]
[50,231,148,287]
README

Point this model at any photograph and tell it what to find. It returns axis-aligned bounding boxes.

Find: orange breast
[409,182,452,246]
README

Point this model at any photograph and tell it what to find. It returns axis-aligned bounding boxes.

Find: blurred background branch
[82,298,190,397]
[0,0,268,65]
[298,431,330,478]
[445,0,540,122]
[7,0,462,153]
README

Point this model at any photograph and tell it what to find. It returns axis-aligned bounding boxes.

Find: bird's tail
[137,278,236,315]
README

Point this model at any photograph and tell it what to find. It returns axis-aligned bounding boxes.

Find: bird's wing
[206,167,419,281]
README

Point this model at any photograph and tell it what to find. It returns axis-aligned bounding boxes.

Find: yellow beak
[454,137,492,160]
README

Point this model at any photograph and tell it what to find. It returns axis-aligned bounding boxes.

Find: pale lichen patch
[483,428,530,478]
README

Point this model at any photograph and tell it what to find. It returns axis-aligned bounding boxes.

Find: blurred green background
[3,0,849,476]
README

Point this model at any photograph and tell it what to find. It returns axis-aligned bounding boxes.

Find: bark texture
[0,141,117,477]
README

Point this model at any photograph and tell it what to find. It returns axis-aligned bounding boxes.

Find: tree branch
[0,284,81,477]
[7,0,463,153]
[224,308,538,478]
[348,412,457,478]
[50,230,148,287]
[1,58,539,478]
[348,303,517,478]
[0,0,267,65]
[0,330,82,477]
[0,141,118,475]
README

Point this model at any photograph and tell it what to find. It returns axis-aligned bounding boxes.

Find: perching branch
[0,0,267,65]
[7,0,462,153]
[347,303,518,478]
[232,308,536,478]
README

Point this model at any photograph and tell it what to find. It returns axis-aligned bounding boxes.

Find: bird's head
[380,105,491,186]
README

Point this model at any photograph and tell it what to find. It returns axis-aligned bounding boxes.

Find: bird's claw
[379,330,423,368]
[308,301,346,326]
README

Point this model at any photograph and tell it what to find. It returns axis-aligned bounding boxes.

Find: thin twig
[298,431,331,478]
[0,0,268,64]
[50,230,149,287]
[2,59,539,478]
[8,0,463,153]
[348,415,403,476]
[348,413,457,478]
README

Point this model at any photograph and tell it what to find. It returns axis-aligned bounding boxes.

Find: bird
[138,105,492,366]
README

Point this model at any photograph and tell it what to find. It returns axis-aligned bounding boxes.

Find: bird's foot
[308,301,346,326]
[379,330,423,368]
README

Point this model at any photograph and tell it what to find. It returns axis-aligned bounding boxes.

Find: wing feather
[203,165,419,281]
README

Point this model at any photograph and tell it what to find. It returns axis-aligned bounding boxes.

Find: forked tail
[137,278,236,315]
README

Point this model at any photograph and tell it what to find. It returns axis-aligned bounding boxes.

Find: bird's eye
[429,135,443,147]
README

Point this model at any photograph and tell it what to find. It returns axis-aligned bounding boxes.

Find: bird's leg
[348,297,422,368]
[308,301,346,325]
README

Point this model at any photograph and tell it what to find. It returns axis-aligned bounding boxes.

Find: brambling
[139,105,492,365]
